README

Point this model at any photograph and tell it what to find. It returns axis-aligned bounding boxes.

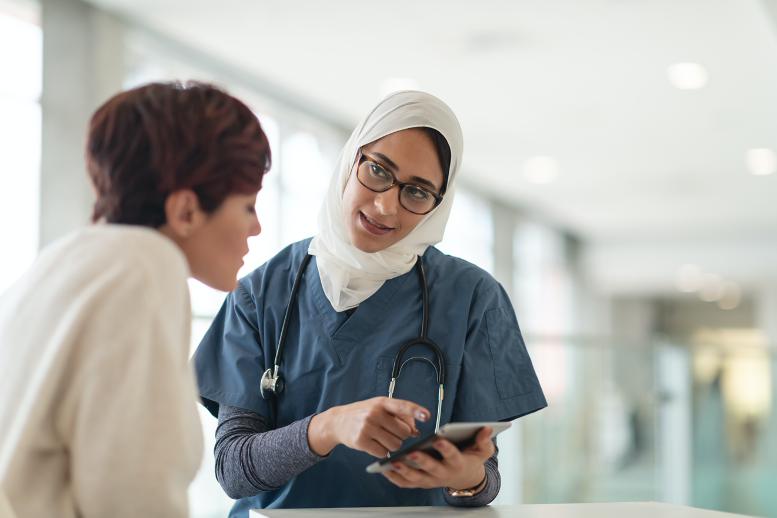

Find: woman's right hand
[307,397,429,457]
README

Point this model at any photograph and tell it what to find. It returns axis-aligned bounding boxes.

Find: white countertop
[250,502,754,518]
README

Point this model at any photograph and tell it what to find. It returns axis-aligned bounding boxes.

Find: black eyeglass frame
[356,148,444,215]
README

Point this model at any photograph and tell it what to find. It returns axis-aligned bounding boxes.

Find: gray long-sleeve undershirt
[214,405,501,507]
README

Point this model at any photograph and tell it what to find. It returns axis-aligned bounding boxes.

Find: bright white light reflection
[676,264,704,292]
[667,62,708,90]
[0,12,42,100]
[0,13,42,296]
[378,78,420,99]
[523,156,559,184]
[722,351,771,419]
[187,279,228,318]
[718,281,742,310]
[745,148,777,176]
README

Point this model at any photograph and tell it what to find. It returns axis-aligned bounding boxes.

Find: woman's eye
[370,163,390,180]
[406,186,430,200]
[247,205,256,214]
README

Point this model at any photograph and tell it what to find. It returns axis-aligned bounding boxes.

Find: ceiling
[84,0,777,291]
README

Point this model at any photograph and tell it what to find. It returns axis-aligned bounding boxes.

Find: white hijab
[308,91,464,311]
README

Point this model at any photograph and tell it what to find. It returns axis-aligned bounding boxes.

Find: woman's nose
[250,216,262,237]
[374,188,399,216]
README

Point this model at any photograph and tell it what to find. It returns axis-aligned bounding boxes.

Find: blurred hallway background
[3,0,777,516]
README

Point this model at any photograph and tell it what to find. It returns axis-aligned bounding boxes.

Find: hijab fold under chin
[308,91,464,312]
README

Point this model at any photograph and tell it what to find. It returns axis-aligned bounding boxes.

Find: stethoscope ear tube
[388,348,445,433]
[386,256,446,432]
[391,337,445,387]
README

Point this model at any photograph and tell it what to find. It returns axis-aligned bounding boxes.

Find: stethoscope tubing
[273,253,313,377]
[264,253,445,433]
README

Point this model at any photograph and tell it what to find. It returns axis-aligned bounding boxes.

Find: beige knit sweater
[0,225,203,518]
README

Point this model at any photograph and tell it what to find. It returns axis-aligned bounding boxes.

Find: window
[0,6,41,295]
[437,189,494,273]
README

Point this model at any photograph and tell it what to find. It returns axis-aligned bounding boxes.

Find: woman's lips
[359,211,393,235]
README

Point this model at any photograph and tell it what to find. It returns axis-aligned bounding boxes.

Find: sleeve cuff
[443,461,500,507]
[299,414,329,462]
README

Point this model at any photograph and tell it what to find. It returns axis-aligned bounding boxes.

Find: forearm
[214,405,326,499]
[443,439,500,507]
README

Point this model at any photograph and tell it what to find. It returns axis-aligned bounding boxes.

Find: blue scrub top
[193,238,546,514]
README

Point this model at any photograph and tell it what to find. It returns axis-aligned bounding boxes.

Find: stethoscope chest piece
[261,368,284,399]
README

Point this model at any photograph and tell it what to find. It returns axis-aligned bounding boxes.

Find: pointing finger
[380,415,414,442]
[381,397,430,423]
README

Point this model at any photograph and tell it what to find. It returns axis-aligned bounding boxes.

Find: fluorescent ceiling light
[523,156,559,184]
[745,148,777,176]
[667,62,708,90]
[378,78,420,99]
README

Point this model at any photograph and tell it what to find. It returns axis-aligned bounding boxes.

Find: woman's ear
[163,189,206,238]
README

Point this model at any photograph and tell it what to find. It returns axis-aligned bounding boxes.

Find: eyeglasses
[356,149,444,215]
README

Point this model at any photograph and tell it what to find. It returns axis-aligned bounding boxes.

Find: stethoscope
[260,253,445,432]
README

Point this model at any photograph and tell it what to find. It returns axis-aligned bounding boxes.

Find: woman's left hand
[381,426,493,491]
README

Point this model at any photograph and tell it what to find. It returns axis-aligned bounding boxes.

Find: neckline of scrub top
[306,253,418,358]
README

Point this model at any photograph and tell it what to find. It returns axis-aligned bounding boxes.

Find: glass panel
[240,113,282,275]
[0,11,42,101]
[280,130,331,245]
[0,11,41,296]
[437,189,493,274]
[516,338,661,504]
[496,334,777,518]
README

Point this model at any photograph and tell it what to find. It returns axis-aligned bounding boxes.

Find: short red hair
[87,81,271,227]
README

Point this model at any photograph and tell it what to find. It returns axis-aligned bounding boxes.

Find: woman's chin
[351,240,382,254]
[349,232,390,254]
[197,274,237,293]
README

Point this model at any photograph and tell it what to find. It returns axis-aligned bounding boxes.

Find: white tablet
[365,421,511,474]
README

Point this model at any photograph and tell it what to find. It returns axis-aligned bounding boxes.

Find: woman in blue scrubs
[193,91,547,514]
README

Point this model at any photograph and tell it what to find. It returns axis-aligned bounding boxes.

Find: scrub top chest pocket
[485,307,535,399]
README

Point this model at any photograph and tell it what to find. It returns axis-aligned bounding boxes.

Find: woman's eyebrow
[371,152,399,171]
[409,175,438,191]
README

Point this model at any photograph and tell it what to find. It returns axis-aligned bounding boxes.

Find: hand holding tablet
[365,421,511,473]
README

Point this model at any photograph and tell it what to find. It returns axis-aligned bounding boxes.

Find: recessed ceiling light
[378,78,420,99]
[676,264,704,292]
[698,273,722,302]
[667,62,708,90]
[718,281,741,310]
[464,31,522,53]
[523,156,559,184]
[745,148,777,176]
